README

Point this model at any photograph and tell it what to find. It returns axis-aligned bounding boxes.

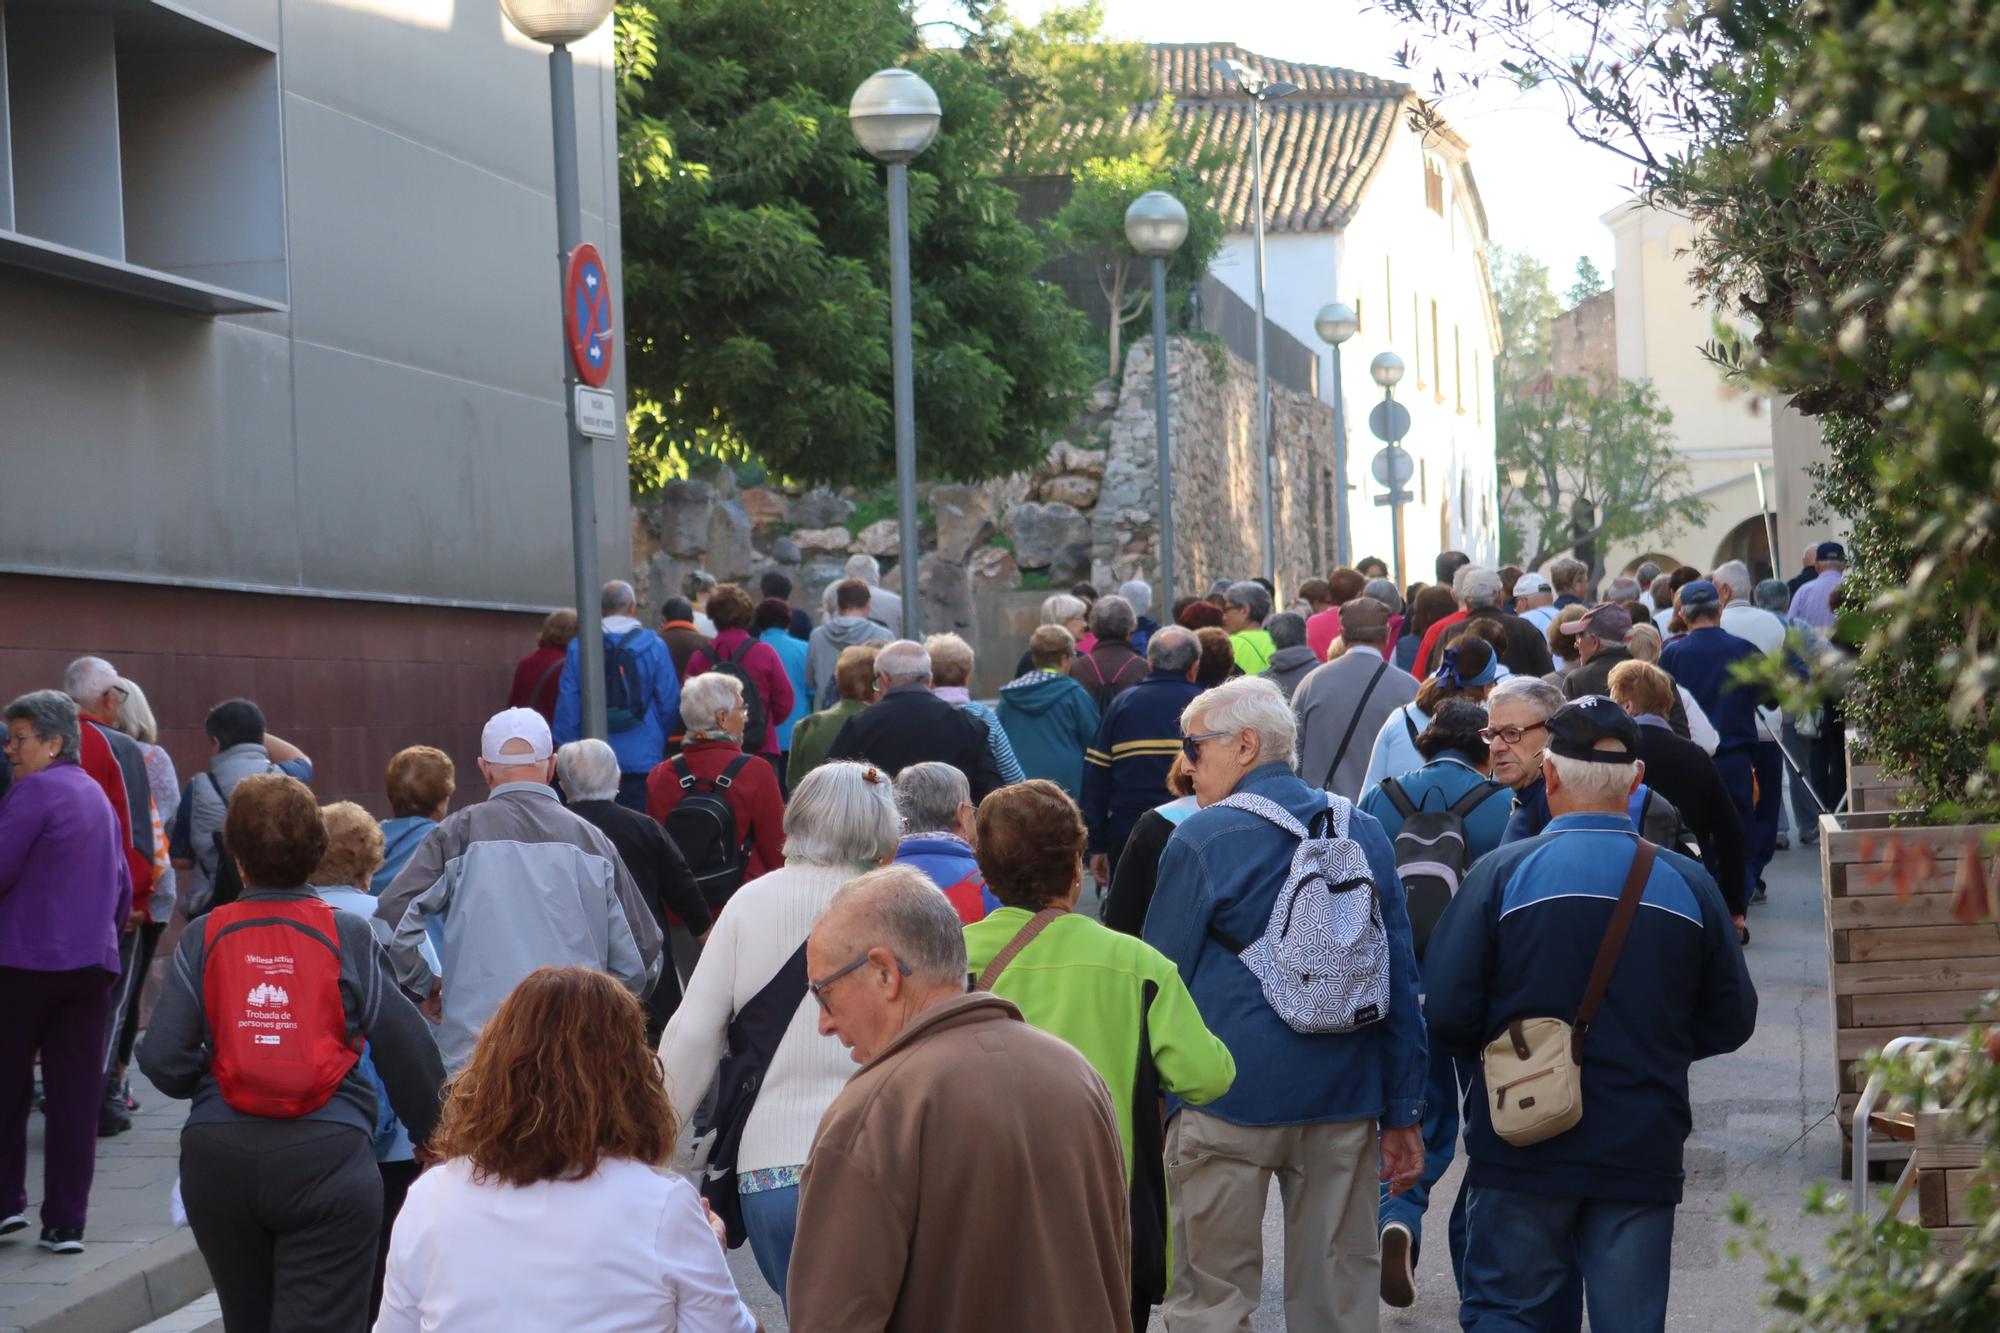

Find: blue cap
[1817,541,1846,562]
[1678,579,1720,610]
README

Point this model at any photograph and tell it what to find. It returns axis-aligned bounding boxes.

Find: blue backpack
[604,629,650,733]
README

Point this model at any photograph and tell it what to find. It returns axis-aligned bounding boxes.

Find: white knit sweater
[659,862,861,1174]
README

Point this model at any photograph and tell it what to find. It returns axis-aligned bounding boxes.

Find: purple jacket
[0,761,129,974]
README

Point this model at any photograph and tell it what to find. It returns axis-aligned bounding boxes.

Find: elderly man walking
[1295,597,1421,801]
[826,640,1003,799]
[1423,699,1756,1332]
[890,762,999,924]
[1786,540,1847,631]
[1145,677,1426,1332]
[1081,626,1202,887]
[1662,581,1769,905]
[788,868,1132,1332]
[375,709,661,1070]
[552,580,682,810]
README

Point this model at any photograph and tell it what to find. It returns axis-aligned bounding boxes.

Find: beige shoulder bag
[973,907,1066,991]
[1482,839,1657,1147]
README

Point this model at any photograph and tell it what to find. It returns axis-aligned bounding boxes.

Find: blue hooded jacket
[996,670,1100,798]
[552,621,682,775]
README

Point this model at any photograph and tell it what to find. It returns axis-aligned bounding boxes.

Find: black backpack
[707,639,768,754]
[603,629,650,734]
[187,772,249,919]
[663,754,754,906]
[1379,775,1504,958]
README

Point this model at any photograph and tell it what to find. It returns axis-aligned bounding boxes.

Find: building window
[1425,160,1445,216]
[1454,326,1464,413]
[1431,300,1443,403]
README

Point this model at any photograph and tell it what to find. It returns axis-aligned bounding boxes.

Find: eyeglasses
[1478,721,1548,745]
[1181,730,1228,766]
[808,950,911,1013]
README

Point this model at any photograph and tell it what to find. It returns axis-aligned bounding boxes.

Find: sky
[919,0,1639,287]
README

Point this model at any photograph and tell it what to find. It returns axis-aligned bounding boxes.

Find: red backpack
[201,898,360,1117]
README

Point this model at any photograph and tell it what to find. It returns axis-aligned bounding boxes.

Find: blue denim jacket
[1144,762,1427,1129]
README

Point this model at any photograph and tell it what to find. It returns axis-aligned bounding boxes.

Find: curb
[0,1230,212,1333]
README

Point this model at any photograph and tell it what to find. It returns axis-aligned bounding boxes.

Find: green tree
[1498,376,1709,571]
[1566,256,1606,306]
[953,1,1162,176]
[615,0,1087,491]
[1489,245,1563,395]
[1043,157,1225,380]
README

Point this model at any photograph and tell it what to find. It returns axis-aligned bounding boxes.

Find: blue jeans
[738,1183,799,1310]
[1458,1186,1674,1332]
[1379,1047,1464,1266]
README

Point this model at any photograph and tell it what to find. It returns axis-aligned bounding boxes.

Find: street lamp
[1216,57,1298,592]
[1125,190,1190,611]
[851,68,941,637]
[502,0,616,738]
[1368,351,1411,587]
[1314,301,1358,568]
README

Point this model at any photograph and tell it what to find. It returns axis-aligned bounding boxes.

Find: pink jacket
[686,628,797,758]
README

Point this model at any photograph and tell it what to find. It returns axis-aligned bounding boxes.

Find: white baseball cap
[1513,572,1551,597]
[481,707,553,765]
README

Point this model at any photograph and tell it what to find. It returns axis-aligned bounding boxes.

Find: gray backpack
[1208,791,1391,1034]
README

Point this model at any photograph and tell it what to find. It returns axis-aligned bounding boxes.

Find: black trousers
[181,1120,382,1333]
[371,1159,421,1323]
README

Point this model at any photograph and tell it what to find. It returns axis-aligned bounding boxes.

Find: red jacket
[79,721,153,916]
[508,644,567,723]
[644,739,787,883]
[686,629,796,759]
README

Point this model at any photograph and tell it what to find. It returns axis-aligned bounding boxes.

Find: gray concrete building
[0,0,625,802]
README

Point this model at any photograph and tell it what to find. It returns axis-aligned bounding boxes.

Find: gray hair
[1545,750,1641,806]
[822,580,842,615]
[1181,676,1297,769]
[1548,556,1589,595]
[680,671,744,732]
[682,569,717,599]
[1363,578,1404,615]
[783,761,903,867]
[845,553,883,585]
[1266,612,1308,651]
[1225,581,1271,622]
[823,865,969,985]
[1488,675,1565,720]
[601,579,637,616]
[1147,625,1199,675]
[61,656,119,705]
[1090,595,1136,641]
[894,762,969,835]
[874,639,932,684]
[6,689,81,762]
[1461,567,1504,610]
[555,739,621,802]
[923,633,974,687]
[116,678,159,746]
[1606,576,1642,602]
[1039,593,1087,626]
[1635,561,1662,587]
[1712,560,1753,603]
[1118,579,1153,617]
[1754,578,1792,614]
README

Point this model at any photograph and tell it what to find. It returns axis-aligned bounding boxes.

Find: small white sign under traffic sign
[574,386,619,440]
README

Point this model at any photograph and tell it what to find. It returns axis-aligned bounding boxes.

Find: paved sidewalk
[0,1074,209,1333]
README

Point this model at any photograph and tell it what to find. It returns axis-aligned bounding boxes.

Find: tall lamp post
[1124,190,1190,611]
[1314,302,1358,568]
[1215,58,1297,591]
[850,69,941,638]
[1369,350,1410,587]
[502,0,616,738]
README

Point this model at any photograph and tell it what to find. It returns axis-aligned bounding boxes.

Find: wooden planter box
[1821,811,2000,1176]
[1847,730,1919,814]
[1913,1111,1988,1257]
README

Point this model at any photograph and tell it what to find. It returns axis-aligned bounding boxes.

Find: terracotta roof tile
[1148,42,1411,102]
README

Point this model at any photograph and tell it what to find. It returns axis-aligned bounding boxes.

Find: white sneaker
[1380,1220,1416,1308]
[0,1214,27,1238]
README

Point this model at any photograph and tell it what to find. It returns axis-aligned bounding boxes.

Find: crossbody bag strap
[1321,659,1390,789]
[1570,838,1658,1062]
[975,907,1066,991]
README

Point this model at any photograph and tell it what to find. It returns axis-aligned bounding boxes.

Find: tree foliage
[1566,256,1607,307]
[1498,376,1708,571]
[1044,158,1226,380]
[615,0,1087,491]
[1489,245,1564,394]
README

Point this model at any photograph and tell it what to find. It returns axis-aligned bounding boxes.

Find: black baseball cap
[1817,541,1847,562]
[1546,696,1642,764]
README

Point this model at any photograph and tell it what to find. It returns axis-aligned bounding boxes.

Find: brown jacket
[787,992,1132,1333]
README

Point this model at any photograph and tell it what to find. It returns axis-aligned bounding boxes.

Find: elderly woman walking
[1,691,132,1254]
[925,633,1025,785]
[659,762,901,1308]
[645,672,786,905]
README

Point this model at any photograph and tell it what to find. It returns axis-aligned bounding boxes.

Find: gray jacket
[1260,645,1322,702]
[373,782,663,1070]
[807,615,894,706]
[183,743,300,914]
[1293,647,1421,801]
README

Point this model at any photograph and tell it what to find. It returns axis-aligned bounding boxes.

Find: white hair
[845,553,882,585]
[783,762,902,867]
[1039,593,1087,626]
[1545,750,1641,806]
[1489,675,1564,719]
[822,580,842,615]
[1711,560,1753,603]
[1181,676,1297,770]
[555,739,621,802]
[894,762,969,834]
[1118,579,1153,616]
[116,678,159,746]
[62,656,119,704]
[601,579,637,615]
[1460,567,1504,610]
[680,671,744,732]
[874,639,932,683]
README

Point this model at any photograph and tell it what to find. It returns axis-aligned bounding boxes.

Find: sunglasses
[1181,730,1229,766]
[1478,721,1548,745]
[808,950,911,1013]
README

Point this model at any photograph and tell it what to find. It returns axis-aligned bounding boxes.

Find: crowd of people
[0,538,1850,1330]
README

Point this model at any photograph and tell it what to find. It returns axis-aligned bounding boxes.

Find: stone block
[1004,501,1089,570]
[770,536,801,566]
[739,487,788,532]
[1051,540,1093,586]
[968,544,1020,589]
[1091,380,1119,412]
[653,479,716,557]
[793,525,855,555]
[705,500,756,580]
[919,553,975,631]
[931,483,997,562]
[853,518,901,558]
[1039,474,1101,509]
[1049,439,1108,478]
[790,488,854,529]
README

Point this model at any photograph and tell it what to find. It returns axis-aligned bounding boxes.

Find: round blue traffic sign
[564,243,614,388]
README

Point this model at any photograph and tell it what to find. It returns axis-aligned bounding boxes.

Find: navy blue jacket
[1080,672,1201,858]
[1659,626,1765,755]
[1423,813,1756,1203]
[1145,763,1427,1129]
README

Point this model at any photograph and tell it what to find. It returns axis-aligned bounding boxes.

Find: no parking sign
[564,243,614,388]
